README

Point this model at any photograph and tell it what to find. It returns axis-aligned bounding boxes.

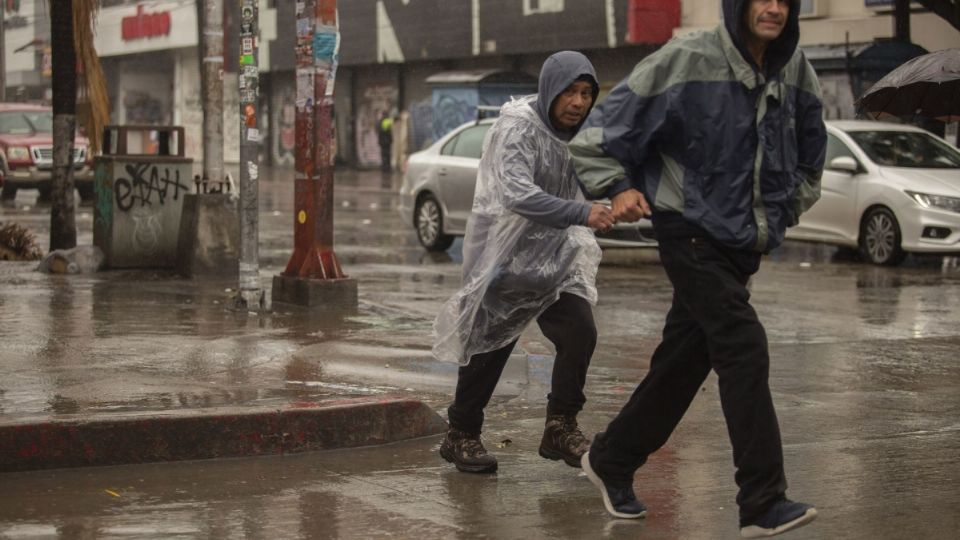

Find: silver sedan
[788,120,960,265]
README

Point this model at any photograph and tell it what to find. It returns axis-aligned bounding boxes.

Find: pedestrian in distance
[569,0,826,537]
[433,51,615,474]
[378,111,394,173]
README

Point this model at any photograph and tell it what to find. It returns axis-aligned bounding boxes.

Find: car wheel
[858,207,907,266]
[414,194,454,252]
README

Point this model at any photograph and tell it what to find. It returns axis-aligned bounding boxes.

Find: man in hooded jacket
[435,51,615,474]
[569,0,825,537]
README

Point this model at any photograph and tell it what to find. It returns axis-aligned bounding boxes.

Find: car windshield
[0,110,53,135]
[847,130,960,169]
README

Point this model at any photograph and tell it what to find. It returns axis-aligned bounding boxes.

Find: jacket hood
[532,51,599,140]
[722,0,800,76]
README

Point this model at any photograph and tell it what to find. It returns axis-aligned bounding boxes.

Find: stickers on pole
[318,0,337,25]
[313,30,337,63]
[298,210,307,224]
[296,68,315,111]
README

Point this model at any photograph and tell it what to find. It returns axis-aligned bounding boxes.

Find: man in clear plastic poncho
[435,51,615,474]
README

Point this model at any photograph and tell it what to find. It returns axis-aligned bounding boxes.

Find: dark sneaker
[581,451,647,519]
[740,499,818,538]
[439,429,498,473]
[538,414,590,467]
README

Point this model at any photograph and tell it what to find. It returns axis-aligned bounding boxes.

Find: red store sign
[122,5,172,41]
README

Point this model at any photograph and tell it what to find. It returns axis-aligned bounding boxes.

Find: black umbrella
[857,48,960,123]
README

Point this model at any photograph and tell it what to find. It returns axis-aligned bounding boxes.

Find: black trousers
[447,292,597,436]
[589,235,786,524]
[379,144,392,172]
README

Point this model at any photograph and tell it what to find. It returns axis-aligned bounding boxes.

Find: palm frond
[72,0,110,154]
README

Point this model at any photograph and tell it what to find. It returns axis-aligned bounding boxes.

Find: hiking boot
[439,428,498,473]
[581,451,647,519]
[538,414,590,467]
[740,499,818,538]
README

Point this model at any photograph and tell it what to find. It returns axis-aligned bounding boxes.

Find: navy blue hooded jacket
[570,0,826,252]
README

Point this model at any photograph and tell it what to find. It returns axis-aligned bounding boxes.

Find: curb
[0,397,447,473]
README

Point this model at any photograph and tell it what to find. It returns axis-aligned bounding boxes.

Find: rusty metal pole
[272,0,356,308]
[234,0,263,310]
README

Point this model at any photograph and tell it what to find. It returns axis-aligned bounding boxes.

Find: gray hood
[532,51,599,140]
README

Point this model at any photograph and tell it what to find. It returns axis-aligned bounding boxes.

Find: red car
[0,103,94,204]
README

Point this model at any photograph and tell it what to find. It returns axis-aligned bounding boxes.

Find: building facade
[2,0,957,166]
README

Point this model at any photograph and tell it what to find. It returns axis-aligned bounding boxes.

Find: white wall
[94,1,198,58]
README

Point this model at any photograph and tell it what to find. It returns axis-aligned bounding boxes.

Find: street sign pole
[235,0,264,310]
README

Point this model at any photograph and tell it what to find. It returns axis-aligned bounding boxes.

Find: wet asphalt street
[0,169,959,539]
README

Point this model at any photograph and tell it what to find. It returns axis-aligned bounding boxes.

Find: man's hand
[587,204,615,233]
[611,189,652,222]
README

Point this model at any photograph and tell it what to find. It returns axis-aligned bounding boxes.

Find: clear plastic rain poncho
[433,96,602,365]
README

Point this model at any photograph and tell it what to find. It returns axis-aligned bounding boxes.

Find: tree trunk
[50,0,77,251]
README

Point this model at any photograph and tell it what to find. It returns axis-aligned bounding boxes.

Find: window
[441,124,491,159]
[847,130,960,169]
[825,133,857,168]
[798,0,820,18]
[0,111,53,135]
[523,0,565,16]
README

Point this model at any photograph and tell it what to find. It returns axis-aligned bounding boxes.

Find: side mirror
[828,156,859,174]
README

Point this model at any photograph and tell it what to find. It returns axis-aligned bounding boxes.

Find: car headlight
[6,146,30,161]
[906,191,960,214]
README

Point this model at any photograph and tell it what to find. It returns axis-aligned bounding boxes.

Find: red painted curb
[0,397,447,473]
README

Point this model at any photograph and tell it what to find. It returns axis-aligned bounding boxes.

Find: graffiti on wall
[114,162,190,212]
[94,161,190,258]
[432,89,476,141]
[408,99,434,153]
[272,84,296,167]
[356,84,398,168]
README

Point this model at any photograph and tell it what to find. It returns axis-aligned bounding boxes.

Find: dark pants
[379,144,392,172]
[447,292,597,436]
[589,235,786,524]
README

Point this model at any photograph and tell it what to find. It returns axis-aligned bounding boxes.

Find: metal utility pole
[235,0,263,310]
[894,0,911,42]
[198,0,224,187]
[49,0,77,250]
[272,0,356,308]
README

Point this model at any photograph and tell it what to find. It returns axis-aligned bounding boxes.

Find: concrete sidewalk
[0,256,450,473]
[1,398,445,473]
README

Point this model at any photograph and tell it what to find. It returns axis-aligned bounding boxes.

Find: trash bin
[93,125,193,269]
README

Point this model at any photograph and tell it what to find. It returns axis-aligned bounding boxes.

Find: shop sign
[122,5,172,41]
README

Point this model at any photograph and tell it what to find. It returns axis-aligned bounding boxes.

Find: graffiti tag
[114,163,190,212]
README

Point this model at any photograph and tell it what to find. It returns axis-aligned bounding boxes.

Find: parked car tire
[858,206,907,266]
[415,194,454,252]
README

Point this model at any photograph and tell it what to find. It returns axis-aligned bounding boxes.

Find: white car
[398,118,656,251]
[787,120,960,265]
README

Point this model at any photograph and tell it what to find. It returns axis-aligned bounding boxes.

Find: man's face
[550,80,594,132]
[743,0,789,44]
